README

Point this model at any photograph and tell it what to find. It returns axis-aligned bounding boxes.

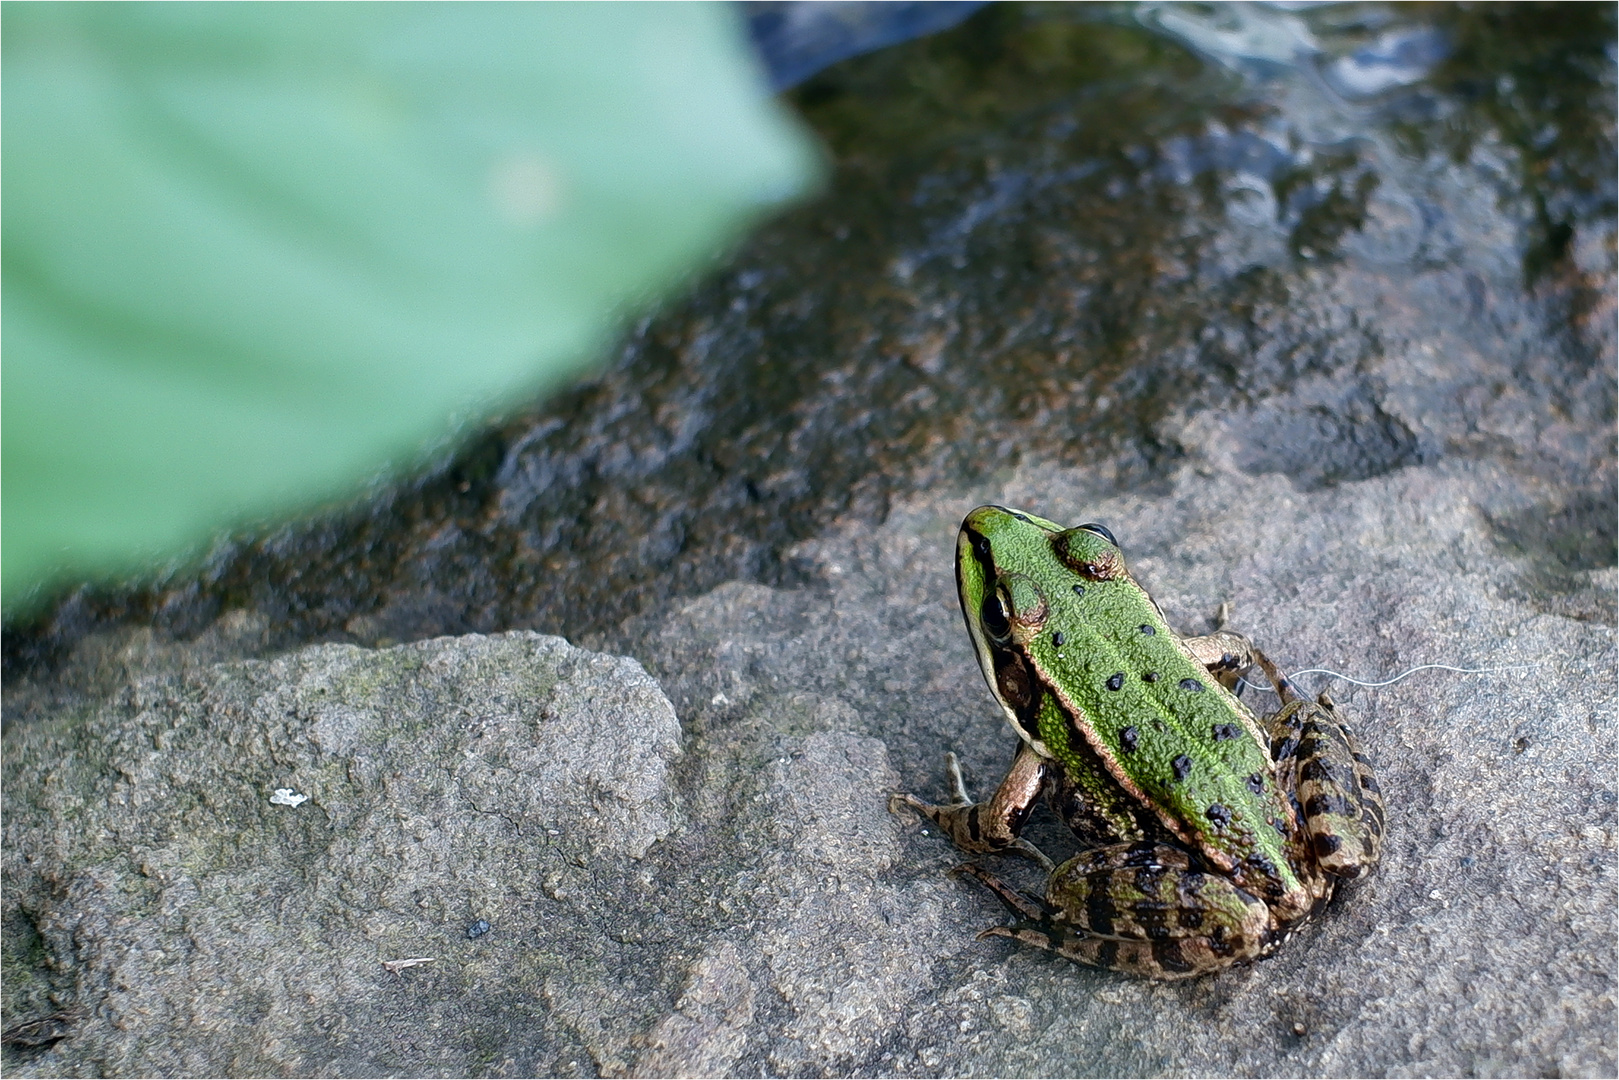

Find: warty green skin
[892,505,1384,979]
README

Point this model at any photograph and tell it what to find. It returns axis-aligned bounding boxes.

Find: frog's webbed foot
[960,843,1277,980]
[1253,653,1385,881]
[889,745,1056,872]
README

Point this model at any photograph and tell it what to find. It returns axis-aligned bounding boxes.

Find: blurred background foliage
[2,2,824,609]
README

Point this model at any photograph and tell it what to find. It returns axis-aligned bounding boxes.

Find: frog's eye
[979,591,1012,643]
[1076,522,1118,546]
[999,573,1049,639]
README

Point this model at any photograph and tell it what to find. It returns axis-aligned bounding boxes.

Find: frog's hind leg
[1253,651,1385,880]
[953,861,1051,924]
[960,844,1276,980]
[1178,630,1259,692]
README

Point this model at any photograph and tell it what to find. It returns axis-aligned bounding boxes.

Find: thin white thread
[1237,662,1535,696]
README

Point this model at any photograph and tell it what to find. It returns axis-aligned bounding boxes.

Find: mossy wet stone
[0,624,938,1078]
[3,458,1615,1077]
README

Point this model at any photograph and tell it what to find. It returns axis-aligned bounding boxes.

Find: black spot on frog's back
[1244,852,1279,881]
[1123,842,1159,866]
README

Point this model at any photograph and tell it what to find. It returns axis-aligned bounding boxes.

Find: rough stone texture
[5,456,1614,1077]
[3,634,687,1076]
[4,3,1615,1077]
[615,457,1615,1077]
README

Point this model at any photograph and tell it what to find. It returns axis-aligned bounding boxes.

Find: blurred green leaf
[2,2,821,607]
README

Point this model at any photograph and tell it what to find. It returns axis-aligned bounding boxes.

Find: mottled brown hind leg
[959,843,1276,979]
[1252,651,1385,880]
[889,741,1055,870]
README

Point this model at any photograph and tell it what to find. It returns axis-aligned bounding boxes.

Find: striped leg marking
[1253,650,1384,881]
[960,843,1276,980]
[1180,630,1260,692]
[1287,694,1384,878]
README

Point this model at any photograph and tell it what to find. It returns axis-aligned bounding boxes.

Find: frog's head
[959,506,1049,642]
[957,506,1124,640]
[955,505,1122,728]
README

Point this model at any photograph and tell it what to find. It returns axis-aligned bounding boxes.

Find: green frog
[890,505,1384,979]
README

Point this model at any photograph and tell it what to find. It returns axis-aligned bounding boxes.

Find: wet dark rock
[4,4,1611,691]
[3,3,1614,1076]
[744,0,990,91]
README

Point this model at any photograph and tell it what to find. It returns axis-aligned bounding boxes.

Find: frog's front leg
[1254,651,1385,879]
[889,741,1055,870]
[959,842,1276,980]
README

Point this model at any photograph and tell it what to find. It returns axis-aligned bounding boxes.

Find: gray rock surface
[620,456,1616,1077]
[5,3,1615,1077]
[5,453,1614,1076]
[3,634,687,1075]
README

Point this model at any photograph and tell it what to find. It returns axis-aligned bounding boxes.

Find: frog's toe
[978,923,1058,950]
[889,791,957,822]
[951,862,1050,922]
[942,750,973,804]
[981,923,1230,979]
[1009,837,1057,873]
